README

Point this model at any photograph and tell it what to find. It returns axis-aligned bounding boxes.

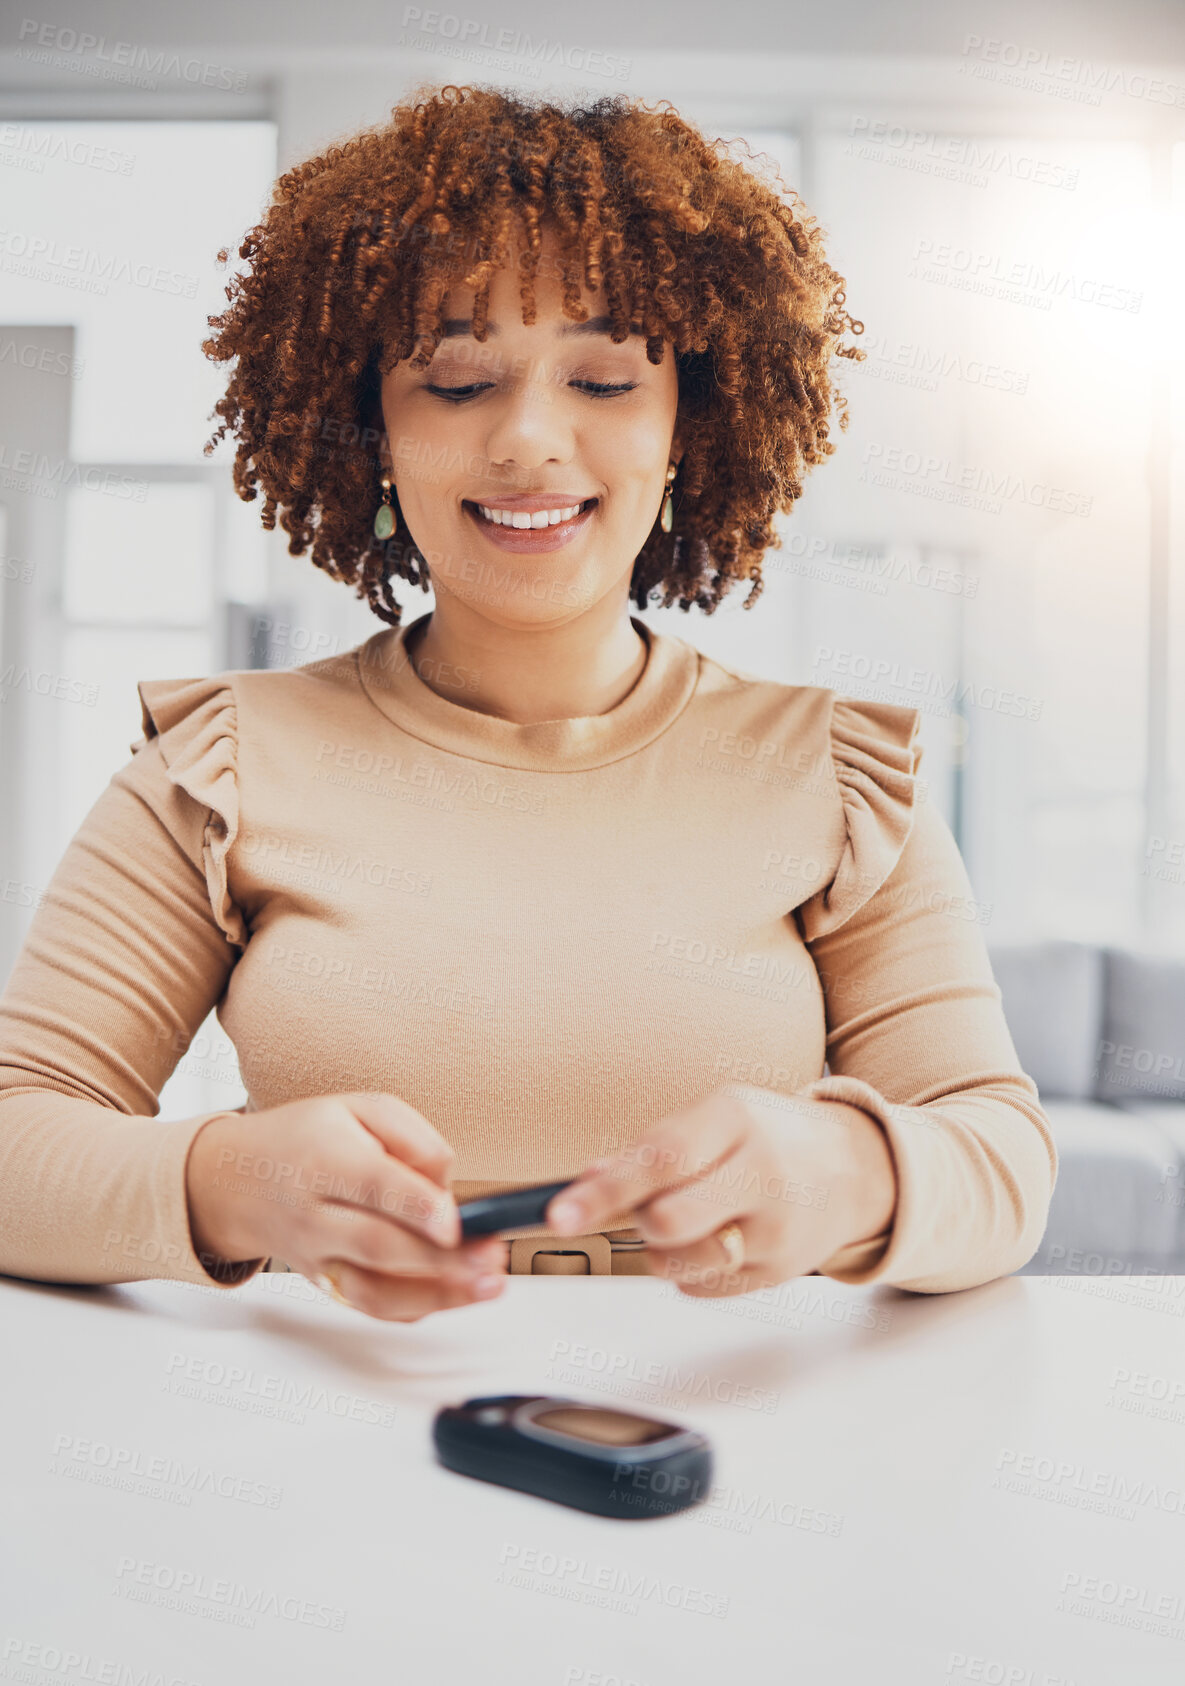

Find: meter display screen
[530,1406,675,1446]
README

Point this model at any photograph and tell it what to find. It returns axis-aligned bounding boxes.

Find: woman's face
[379,227,680,631]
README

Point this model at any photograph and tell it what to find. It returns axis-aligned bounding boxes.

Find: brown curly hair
[203,83,863,626]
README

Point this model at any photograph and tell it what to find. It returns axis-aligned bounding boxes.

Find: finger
[321,1137,462,1246]
[342,1093,456,1187]
[319,1257,505,1322]
[310,1204,505,1281]
[667,1265,761,1299]
[647,1223,764,1298]
[548,1101,750,1235]
[631,1146,767,1249]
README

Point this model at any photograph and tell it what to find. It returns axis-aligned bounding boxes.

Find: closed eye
[425,379,638,402]
[571,381,638,396]
[425,383,493,402]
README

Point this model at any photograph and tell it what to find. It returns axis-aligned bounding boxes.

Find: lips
[463,497,598,554]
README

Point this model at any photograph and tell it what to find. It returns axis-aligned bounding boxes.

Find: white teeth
[476,502,585,528]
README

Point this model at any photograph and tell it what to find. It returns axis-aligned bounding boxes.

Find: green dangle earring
[373,475,395,541]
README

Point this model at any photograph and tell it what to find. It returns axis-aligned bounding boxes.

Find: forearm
[0,1087,262,1288]
[802,1073,1058,1293]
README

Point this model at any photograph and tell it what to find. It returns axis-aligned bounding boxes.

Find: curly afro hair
[203,83,863,626]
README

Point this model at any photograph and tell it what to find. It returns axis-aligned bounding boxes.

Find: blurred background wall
[0,0,1183,1114]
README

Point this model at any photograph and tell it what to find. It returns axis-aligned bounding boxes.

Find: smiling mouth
[468,498,597,530]
[462,497,598,551]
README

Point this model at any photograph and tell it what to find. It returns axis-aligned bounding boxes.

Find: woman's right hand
[184,1092,506,1320]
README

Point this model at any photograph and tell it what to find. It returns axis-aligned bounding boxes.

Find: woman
[0,86,1056,1318]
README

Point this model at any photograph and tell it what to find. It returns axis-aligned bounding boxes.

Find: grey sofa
[987,942,1185,1275]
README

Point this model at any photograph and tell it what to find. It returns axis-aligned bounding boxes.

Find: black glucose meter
[432,1394,713,1518]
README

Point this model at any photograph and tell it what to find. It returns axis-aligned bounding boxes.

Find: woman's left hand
[545,1088,898,1296]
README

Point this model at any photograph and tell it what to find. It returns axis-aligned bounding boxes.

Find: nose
[480,363,576,473]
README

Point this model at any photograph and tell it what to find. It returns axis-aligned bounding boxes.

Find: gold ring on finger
[717,1222,745,1273]
[316,1263,352,1307]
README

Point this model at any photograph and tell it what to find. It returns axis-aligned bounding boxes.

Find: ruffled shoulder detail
[134,675,244,949]
[797,694,923,944]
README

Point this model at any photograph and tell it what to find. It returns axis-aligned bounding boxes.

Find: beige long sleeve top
[0,609,1057,1295]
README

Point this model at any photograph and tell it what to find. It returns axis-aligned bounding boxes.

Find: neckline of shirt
[354,609,702,772]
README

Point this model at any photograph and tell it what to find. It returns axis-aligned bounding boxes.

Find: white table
[3,1267,1184,1684]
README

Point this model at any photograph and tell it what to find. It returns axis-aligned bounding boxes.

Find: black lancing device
[457,1179,576,1239]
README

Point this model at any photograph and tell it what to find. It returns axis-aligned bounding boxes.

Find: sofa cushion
[1108,1099,1185,1256]
[1022,1100,1182,1271]
[1095,948,1185,1105]
[987,941,1103,1100]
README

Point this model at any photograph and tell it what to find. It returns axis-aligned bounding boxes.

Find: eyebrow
[439,313,642,339]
